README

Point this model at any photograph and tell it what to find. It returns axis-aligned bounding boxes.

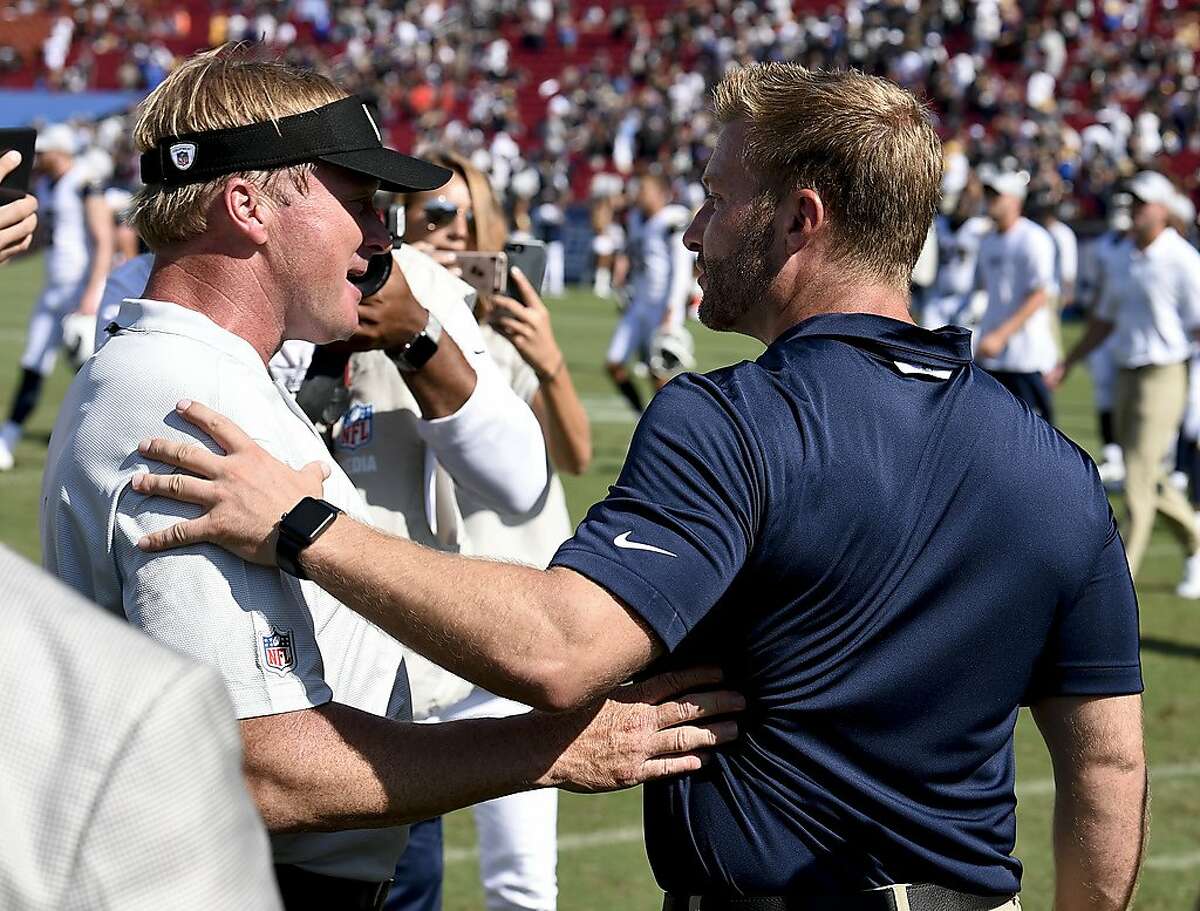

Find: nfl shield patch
[169,142,196,171]
[260,628,296,676]
[338,403,374,451]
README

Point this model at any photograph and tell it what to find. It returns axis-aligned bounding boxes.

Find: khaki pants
[1115,362,1200,575]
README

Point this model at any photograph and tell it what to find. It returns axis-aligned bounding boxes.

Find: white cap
[35,123,77,155]
[1126,170,1176,207]
[1168,189,1196,226]
[980,168,1030,201]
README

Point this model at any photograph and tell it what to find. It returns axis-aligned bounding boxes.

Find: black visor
[139,96,450,192]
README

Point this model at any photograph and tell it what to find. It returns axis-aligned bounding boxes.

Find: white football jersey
[37,163,99,288]
[628,204,696,321]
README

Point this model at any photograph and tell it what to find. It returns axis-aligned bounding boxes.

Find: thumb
[0,149,20,181]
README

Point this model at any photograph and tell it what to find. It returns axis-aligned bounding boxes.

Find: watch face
[406,331,439,369]
[284,497,339,540]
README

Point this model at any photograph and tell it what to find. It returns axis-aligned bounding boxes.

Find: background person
[926,173,990,332]
[134,63,1146,911]
[382,148,593,911]
[590,196,625,300]
[973,168,1060,422]
[1076,196,1133,488]
[0,125,113,471]
[604,173,695,415]
[1052,170,1200,594]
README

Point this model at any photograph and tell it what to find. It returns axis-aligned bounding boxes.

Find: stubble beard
[697,198,777,333]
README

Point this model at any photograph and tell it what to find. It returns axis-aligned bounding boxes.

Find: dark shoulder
[641,363,771,453]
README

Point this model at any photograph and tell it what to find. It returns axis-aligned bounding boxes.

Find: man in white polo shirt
[973,168,1059,422]
[1076,197,1133,488]
[40,49,740,910]
[1052,170,1200,594]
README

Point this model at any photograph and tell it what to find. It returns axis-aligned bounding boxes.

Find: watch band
[276,497,343,580]
[387,312,443,372]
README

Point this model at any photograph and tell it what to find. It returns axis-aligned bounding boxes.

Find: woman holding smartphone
[389,151,592,911]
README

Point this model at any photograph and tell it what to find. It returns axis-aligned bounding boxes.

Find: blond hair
[712,63,943,288]
[128,44,347,250]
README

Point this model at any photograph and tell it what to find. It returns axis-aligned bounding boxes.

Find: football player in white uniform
[605,174,695,414]
[0,125,113,470]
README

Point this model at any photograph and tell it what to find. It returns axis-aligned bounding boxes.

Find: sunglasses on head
[423,198,474,231]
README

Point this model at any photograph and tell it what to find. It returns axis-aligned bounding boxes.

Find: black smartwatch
[277,497,343,580]
[387,312,443,372]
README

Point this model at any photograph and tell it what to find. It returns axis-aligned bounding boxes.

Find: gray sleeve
[114,484,333,719]
[70,665,283,911]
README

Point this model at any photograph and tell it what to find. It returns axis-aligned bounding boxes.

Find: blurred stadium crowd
[2,0,1197,230]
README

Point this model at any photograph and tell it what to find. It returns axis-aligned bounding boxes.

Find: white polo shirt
[95,253,316,393]
[975,216,1059,373]
[40,298,412,883]
[1096,228,1200,368]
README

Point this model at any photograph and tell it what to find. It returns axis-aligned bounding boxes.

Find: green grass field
[1,252,1197,909]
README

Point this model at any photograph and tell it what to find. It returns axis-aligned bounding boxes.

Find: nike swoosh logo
[613,531,677,557]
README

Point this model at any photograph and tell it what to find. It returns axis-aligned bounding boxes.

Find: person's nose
[683,204,708,254]
[447,210,470,243]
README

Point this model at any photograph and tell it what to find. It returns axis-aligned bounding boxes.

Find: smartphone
[503,239,548,300]
[455,251,508,298]
[0,128,37,203]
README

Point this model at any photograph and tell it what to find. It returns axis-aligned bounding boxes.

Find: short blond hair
[128,44,347,250]
[712,63,943,288]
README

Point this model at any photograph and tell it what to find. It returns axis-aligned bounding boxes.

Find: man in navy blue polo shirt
[134,63,1147,911]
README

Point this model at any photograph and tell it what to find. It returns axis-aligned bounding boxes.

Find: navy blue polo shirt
[551,312,1141,897]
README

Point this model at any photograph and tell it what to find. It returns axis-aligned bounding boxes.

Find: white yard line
[1145,851,1200,871]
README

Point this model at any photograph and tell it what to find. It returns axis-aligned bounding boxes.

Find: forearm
[537,372,592,475]
[402,335,477,418]
[996,288,1048,340]
[1064,318,1115,369]
[301,518,636,708]
[1051,762,1148,911]
[244,703,570,832]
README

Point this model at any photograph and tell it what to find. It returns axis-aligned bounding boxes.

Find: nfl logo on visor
[169,143,196,171]
[261,628,296,675]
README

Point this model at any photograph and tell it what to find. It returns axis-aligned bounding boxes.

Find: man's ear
[783,187,826,258]
[222,177,272,246]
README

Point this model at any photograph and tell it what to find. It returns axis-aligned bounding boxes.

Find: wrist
[535,352,565,384]
[522,710,576,789]
[276,497,343,579]
[387,312,443,373]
